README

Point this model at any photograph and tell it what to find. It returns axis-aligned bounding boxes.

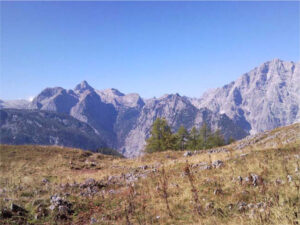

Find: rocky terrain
[0,123,299,225]
[0,59,299,157]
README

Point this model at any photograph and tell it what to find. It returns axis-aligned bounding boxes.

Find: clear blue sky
[1,1,299,100]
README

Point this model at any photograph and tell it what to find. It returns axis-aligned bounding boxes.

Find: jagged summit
[74,80,94,93]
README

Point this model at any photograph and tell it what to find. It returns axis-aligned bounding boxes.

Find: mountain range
[1,59,299,157]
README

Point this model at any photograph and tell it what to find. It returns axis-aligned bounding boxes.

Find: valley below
[0,123,299,225]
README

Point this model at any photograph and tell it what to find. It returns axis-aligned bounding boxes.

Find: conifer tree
[187,126,198,150]
[212,129,225,147]
[145,118,174,153]
[145,119,227,153]
[199,122,211,149]
[175,125,188,150]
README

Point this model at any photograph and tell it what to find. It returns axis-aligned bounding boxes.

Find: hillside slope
[0,108,116,154]
[0,123,299,224]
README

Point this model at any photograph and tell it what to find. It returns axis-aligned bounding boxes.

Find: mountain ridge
[1,59,299,157]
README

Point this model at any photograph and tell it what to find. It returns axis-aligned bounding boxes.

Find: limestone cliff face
[190,59,300,134]
[1,59,299,157]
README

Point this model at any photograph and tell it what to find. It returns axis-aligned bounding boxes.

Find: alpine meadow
[0,1,300,225]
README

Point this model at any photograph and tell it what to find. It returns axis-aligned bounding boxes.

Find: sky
[1,1,299,100]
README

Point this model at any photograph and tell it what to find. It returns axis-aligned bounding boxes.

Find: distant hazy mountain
[0,108,116,154]
[1,59,299,157]
[0,99,30,109]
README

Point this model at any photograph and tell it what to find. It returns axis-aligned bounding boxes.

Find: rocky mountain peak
[74,81,94,94]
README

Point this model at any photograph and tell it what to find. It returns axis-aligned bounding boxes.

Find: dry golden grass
[0,123,300,225]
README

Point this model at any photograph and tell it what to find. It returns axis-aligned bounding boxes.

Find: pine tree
[175,125,188,150]
[145,118,174,153]
[145,119,227,153]
[187,126,198,150]
[199,123,211,149]
[161,120,176,150]
[213,129,225,147]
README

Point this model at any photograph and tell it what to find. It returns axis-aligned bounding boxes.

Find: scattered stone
[34,204,48,219]
[251,174,259,186]
[79,178,106,196]
[199,165,212,170]
[287,175,293,182]
[237,202,247,212]
[0,208,13,218]
[90,217,98,224]
[275,178,283,185]
[207,148,229,154]
[108,189,117,195]
[10,203,28,215]
[247,203,255,209]
[244,174,263,186]
[58,205,70,219]
[205,202,214,210]
[256,202,267,209]
[183,151,192,157]
[237,176,243,184]
[60,183,70,191]
[139,165,148,170]
[90,162,97,167]
[0,188,6,195]
[256,202,264,208]
[227,204,234,210]
[214,188,223,195]
[240,153,248,157]
[42,178,49,184]
[83,178,96,187]
[212,160,224,169]
[49,194,73,219]
[171,183,179,188]
[70,182,79,188]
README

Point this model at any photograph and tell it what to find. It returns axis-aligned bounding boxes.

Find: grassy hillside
[0,123,299,225]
